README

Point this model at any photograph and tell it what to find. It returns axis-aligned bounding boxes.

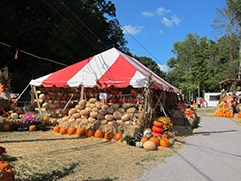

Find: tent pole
[81,85,84,100]
[33,86,42,116]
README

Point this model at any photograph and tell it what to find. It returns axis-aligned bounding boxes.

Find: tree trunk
[239,24,241,79]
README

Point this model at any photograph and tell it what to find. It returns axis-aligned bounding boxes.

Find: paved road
[137,116,241,181]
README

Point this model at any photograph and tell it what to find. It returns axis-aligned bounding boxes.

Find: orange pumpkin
[2,124,10,131]
[59,127,68,135]
[94,129,104,138]
[141,137,149,143]
[76,128,85,137]
[85,127,94,137]
[53,126,60,133]
[160,137,170,147]
[29,125,37,131]
[114,132,122,141]
[162,134,170,139]
[3,168,15,181]
[150,136,160,146]
[43,116,50,125]
[104,132,114,140]
[67,126,77,135]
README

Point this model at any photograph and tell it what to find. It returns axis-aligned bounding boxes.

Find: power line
[121,25,166,66]
[43,0,104,52]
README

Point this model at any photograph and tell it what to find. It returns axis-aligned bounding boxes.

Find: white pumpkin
[11,113,18,119]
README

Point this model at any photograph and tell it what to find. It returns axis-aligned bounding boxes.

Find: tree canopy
[0,0,128,94]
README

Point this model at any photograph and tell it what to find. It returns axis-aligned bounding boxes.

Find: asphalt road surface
[137,116,241,181]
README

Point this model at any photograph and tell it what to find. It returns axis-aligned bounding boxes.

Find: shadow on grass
[0,135,87,144]
[14,162,118,181]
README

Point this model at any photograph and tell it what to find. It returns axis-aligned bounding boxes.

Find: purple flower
[21,112,39,125]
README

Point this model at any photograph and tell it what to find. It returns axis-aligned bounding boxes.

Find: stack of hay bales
[58,98,144,136]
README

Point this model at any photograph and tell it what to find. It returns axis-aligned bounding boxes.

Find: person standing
[204,100,208,111]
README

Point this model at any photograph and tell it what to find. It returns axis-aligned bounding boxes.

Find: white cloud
[159,30,164,34]
[158,64,170,72]
[162,15,181,28]
[142,7,171,17]
[142,11,154,17]
[156,7,171,16]
[122,25,143,34]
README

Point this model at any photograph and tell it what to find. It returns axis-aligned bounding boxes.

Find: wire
[121,25,166,66]
[43,0,104,51]
[0,42,69,67]
[59,1,109,49]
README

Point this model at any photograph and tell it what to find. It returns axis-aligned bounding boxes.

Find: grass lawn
[0,106,239,181]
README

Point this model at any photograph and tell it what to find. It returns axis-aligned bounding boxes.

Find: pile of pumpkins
[215,108,234,118]
[55,98,144,131]
[0,155,15,181]
[52,125,123,141]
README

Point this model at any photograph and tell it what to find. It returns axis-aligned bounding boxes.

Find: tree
[0,0,128,96]
[226,0,241,78]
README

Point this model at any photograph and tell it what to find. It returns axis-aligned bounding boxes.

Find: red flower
[0,107,4,111]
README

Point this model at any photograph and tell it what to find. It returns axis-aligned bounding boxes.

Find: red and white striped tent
[30,48,179,93]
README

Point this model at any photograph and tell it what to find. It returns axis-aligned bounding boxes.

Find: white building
[204,91,241,107]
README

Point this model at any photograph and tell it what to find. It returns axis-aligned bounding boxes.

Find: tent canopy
[30,48,180,93]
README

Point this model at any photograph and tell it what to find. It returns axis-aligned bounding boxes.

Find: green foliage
[0,0,128,97]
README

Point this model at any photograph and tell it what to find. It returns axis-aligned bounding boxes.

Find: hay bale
[123,125,143,137]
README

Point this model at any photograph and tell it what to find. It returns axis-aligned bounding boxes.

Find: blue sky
[110,0,227,72]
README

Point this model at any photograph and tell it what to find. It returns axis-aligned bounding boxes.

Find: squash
[141,137,149,143]
[104,132,114,140]
[152,126,164,134]
[135,141,143,148]
[76,128,85,137]
[53,126,60,133]
[144,133,152,139]
[160,137,170,147]
[43,116,50,125]
[153,121,164,128]
[150,136,160,147]
[114,132,122,141]
[10,113,18,119]
[29,125,37,131]
[67,126,77,135]
[59,127,68,135]
[151,131,163,138]
[2,124,10,131]
[94,129,104,138]
[143,140,156,151]
[85,127,94,137]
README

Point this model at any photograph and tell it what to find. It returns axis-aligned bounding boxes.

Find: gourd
[59,127,68,135]
[104,132,114,140]
[67,126,77,135]
[10,113,18,120]
[76,128,85,137]
[144,133,152,139]
[85,127,94,137]
[152,126,164,134]
[160,137,170,147]
[53,126,60,133]
[150,136,160,146]
[141,137,149,143]
[43,116,49,125]
[135,141,143,148]
[151,131,163,138]
[2,125,10,132]
[29,125,37,131]
[3,168,15,181]
[153,121,164,128]
[114,132,122,141]
[94,129,104,138]
[143,140,156,151]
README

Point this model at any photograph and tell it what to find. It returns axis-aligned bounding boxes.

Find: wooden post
[81,85,84,100]
[33,86,42,116]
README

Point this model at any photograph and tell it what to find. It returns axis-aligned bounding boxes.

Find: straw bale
[124,125,143,137]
